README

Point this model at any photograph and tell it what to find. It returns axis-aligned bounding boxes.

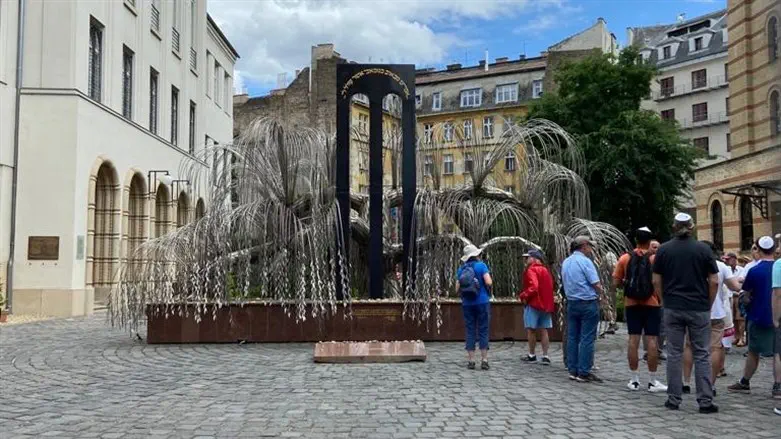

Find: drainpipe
[6,0,26,313]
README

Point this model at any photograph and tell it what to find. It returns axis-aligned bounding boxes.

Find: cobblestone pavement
[1,313,779,438]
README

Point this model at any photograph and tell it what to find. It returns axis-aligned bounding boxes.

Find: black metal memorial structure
[335,64,417,300]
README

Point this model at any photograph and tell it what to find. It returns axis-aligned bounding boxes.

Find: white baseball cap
[674,212,692,222]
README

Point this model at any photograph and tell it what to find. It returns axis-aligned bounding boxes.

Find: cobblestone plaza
[1,313,779,438]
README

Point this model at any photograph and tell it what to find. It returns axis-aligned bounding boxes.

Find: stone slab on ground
[314,340,426,363]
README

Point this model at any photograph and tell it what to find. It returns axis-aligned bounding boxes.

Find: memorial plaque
[28,236,60,260]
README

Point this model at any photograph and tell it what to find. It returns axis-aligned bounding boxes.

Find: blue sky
[208,0,726,97]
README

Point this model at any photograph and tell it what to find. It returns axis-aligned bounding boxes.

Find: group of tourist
[457,213,781,416]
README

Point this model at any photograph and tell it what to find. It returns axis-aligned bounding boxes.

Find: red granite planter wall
[146,302,563,344]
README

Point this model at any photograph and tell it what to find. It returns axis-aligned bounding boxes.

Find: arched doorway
[154,184,171,238]
[195,198,205,220]
[126,174,147,270]
[177,192,190,227]
[739,197,754,251]
[710,200,723,251]
[88,161,120,302]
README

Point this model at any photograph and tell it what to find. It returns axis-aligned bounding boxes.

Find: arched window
[769,16,779,63]
[740,197,754,251]
[176,193,189,227]
[771,90,780,137]
[711,201,723,251]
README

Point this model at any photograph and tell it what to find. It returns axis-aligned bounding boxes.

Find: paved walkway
[1,313,778,438]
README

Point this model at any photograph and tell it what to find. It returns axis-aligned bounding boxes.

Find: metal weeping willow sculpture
[108,109,629,334]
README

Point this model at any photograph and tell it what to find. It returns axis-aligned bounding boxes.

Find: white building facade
[0,0,238,317]
[632,11,731,167]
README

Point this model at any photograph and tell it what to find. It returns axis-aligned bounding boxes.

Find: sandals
[467,360,490,370]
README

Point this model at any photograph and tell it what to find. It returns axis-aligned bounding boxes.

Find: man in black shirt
[652,213,719,413]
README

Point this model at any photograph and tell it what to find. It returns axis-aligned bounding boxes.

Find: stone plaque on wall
[76,235,85,260]
[28,236,60,260]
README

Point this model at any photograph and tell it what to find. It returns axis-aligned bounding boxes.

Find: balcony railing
[172,28,180,53]
[189,47,197,71]
[680,111,729,129]
[652,75,728,100]
[150,4,160,33]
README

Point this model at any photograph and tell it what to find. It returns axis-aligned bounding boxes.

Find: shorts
[747,321,775,355]
[625,305,661,336]
[524,306,553,329]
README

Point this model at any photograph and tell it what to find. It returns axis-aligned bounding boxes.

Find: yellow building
[695,0,780,252]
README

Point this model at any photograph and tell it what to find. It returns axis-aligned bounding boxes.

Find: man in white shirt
[682,242,742,394]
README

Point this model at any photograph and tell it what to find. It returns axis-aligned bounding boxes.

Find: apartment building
[695,0,780,253]
[1,0,238,316]
[631,10,731,166]
[413,18,618,193]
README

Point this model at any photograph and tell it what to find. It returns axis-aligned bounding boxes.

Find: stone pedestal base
[11,288,94,317]
[314,340,426,363]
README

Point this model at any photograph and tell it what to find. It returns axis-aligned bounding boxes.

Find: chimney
[478,60,486,67]
[495,57,509,63]
[446,63,462,71]
[519,54,526,60]
[677,13,686,23]
[484,50,489,72]
[597,17,606,24]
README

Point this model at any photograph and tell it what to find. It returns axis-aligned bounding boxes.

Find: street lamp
[172,179,190,200]
[148,170,173,195]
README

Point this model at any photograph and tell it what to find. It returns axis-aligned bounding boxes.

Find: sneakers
[682,385,691,394]
[627,380,640,391]
[648,380,668,393]
[774,407,781,416]
[480,360,490,370]
[727,380,751,394]
[541,356,551,366]
[664,400,680,410]
[568,373,578,381]
[522,354,537,362]
[576,373,603,383]
[699,404,719,414]
[467,361,476,370]
[772,383,781,400]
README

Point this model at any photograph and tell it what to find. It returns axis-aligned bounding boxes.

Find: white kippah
[637,226,652,233]
[674,212,692,222]
[758,236,775,250]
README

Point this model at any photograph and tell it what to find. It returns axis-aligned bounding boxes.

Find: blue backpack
[459,263,481,300]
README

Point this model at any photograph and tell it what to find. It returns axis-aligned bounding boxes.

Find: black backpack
[623,252,654,300]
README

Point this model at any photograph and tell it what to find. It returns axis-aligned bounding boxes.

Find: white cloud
[208,0,575,91]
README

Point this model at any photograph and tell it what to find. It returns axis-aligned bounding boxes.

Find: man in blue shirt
[728,236,779,402]
[562,235,604,383]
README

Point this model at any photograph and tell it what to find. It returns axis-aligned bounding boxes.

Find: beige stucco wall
[5,0,236,316]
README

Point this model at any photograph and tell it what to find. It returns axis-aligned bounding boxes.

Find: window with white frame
[532,80,544,99]
[495,83,517,103]
[444,121,454,142]
[151,0,161,33]
[483,116,494,138]
[463,119,473,139]
[424,155,433,176]
[357,114,368,135]
[432,92,441,111]
[214,61,221,106]
[423,123,433,144]
[464,153,474,173]
[415,92,422,108]
[172,0,181,53]
[122,46,134,119]
[443,154,454,175]
[171,86,179,145]
[505,151,516,171]
[88,18,104,101]
[149,68,159,134]
[502,116,515,135]
[460,88,481,108]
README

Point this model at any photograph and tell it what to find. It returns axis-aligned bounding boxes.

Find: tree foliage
[527,47,700,239]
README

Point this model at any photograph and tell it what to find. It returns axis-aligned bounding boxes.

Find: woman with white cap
[456,244,494,370]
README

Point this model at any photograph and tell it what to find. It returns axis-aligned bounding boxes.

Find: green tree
[527,47,700,239]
